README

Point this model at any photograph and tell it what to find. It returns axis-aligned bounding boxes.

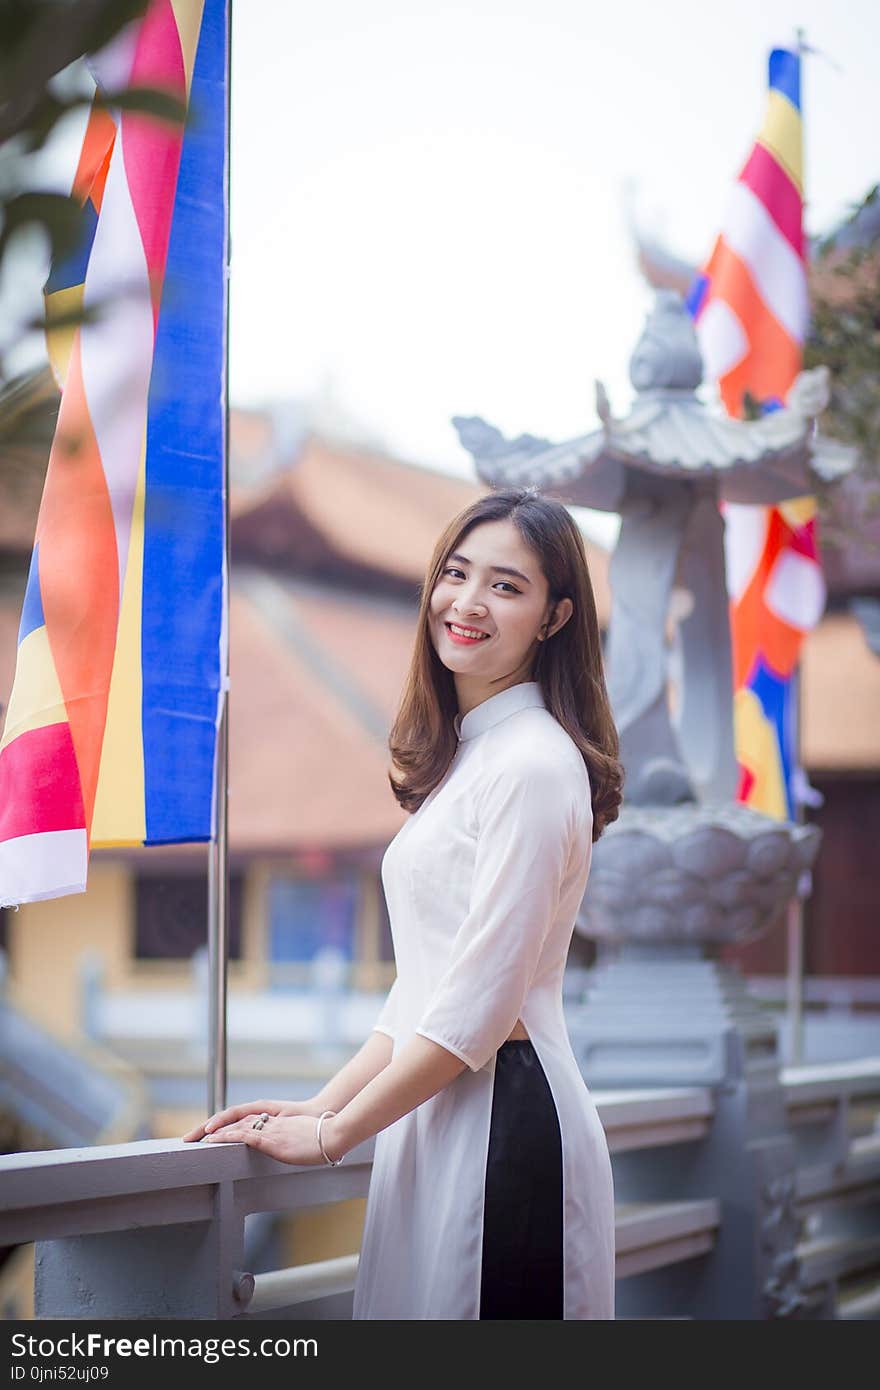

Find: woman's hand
[198,1111,342,1166]
[181,1097,323,1143]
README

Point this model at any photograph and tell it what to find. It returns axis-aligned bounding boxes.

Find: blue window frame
[268,875,357,965]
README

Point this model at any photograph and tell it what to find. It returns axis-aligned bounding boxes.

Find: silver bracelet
[316,1109,343,1166]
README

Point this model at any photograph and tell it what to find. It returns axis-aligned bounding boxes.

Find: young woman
[184,486,623,1320]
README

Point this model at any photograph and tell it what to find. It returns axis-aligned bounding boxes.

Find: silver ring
[252,1111,270,1131]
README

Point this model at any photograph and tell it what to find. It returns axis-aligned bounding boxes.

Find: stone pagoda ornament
[452,289,857,965]
[452,290,858,1317]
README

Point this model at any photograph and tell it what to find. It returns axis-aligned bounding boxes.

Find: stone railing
[1,1061,878,1320]
[785,1059,880,1318]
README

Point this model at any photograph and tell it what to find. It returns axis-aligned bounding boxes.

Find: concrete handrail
[232,1198,726,1316]
[2,1060,877,1318]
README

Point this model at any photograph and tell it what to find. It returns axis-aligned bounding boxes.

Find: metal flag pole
[784,27,808,1067]
[785,668,805,1066]
[208,694,229,1114]
[208,0,233,1116]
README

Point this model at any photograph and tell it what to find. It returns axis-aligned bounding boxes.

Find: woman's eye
[441,567,519,594]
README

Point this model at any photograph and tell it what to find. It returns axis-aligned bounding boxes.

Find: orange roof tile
[228,587,406,851]
[229,431,613,624]
[231,434,485,578]
[259,577,417,726]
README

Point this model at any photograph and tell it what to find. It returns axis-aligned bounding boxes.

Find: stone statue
[452,290,858,953]
[451,270,860,1324]
[453,290,852,811]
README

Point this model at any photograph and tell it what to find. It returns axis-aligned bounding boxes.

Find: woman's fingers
[204,1122,251,1144]
[181,1099,281,1143]
[206,1121,276,1152]
[203,1105,251,1133]
[203,1113,324,1166]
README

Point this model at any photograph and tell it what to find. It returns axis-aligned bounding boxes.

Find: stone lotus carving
[576,802,820,946]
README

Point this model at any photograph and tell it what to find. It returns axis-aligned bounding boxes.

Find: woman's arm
[321,1034,467,1162]
[320,754,583,1158]
[311,1028,395,1113]
[198,1032,466,1163]
[197,752,577,1163]
[182,1028,394,1142]
[199,753,581,1163]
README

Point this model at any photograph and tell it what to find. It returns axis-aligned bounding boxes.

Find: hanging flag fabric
[686,46,822,820]
[0,0,228,905]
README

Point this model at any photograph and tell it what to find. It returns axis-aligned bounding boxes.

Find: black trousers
[479,1039,564,1320]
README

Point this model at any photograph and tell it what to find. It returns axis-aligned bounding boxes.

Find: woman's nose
[454,594,487,616]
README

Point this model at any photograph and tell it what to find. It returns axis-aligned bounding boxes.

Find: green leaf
[97,85,187,127]
[0,190,82,264]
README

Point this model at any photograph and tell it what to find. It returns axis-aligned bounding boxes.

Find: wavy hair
[388,487,623,840]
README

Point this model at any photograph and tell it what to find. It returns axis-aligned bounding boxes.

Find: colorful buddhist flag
[0,0,228,905]
[686,46,822,820]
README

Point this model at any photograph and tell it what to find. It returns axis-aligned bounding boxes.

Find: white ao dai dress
[352,680,615,1320]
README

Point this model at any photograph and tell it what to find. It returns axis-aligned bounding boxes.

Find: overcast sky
[228,0,878,489]
[4,0,877,544]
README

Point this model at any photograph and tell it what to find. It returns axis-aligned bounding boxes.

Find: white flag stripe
[722,180,809,344]
[0,829,87,906]
[765,548,827,631]
[696,298,749,382]
[723,501,770,603]
[81,117,156,610]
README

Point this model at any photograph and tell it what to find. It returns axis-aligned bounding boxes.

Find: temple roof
[458,389,854,513]
[558,390,852,508]
[0,423,613,857]
[2,567,876,863]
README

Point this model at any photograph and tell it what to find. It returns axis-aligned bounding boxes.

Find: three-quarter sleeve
[372,976,400,1040]
[414,753,584,1073]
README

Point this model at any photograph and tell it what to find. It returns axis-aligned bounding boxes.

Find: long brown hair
[388,487,623,841]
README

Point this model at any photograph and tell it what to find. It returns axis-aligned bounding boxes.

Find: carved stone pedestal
[568,944,780,1088]
[566,943,814,1318]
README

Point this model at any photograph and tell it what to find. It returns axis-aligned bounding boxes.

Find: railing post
[570,950,809,1318]
[34,1180,246,1320]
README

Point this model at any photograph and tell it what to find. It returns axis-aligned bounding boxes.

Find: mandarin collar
[453,680,547,741]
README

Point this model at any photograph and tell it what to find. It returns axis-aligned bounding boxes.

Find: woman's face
[428,518,571,699]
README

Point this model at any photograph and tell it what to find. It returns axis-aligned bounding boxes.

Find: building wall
[721,772,880,978]
[804,775,880,976]
[8,862,133,1035]
[6,856,394,1040]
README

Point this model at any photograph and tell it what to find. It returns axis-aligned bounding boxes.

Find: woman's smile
[445,621,492,645]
